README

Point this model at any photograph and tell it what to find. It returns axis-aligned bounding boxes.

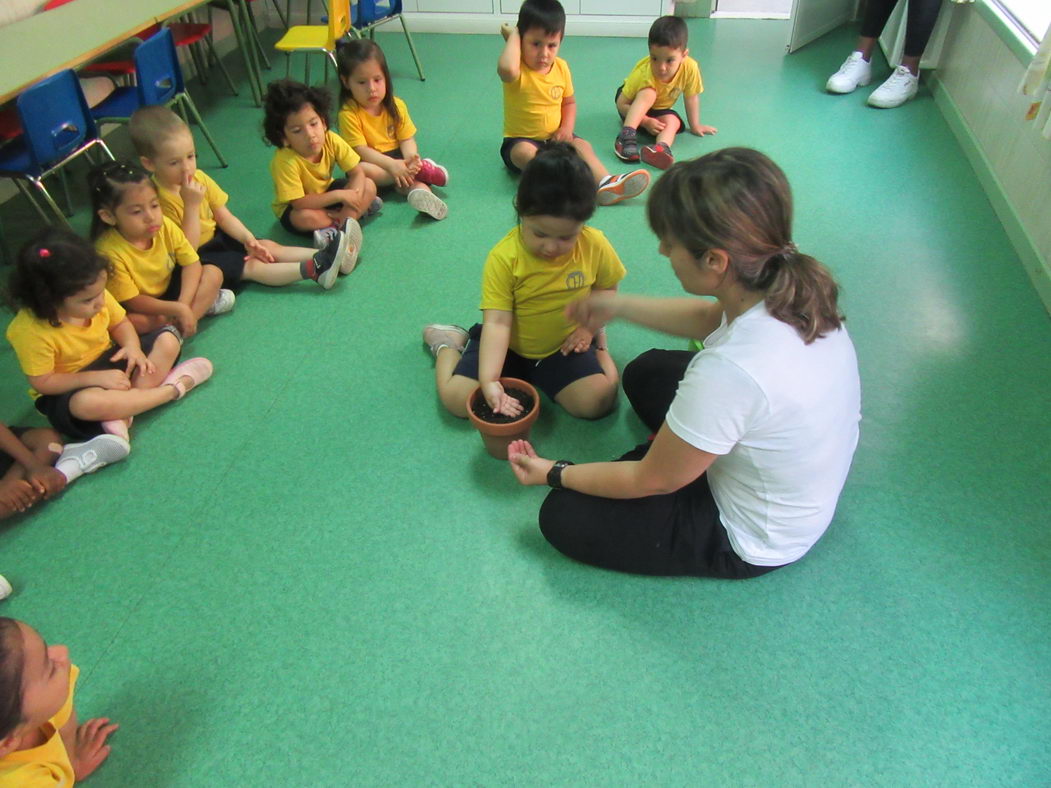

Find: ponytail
[647,147,843,344]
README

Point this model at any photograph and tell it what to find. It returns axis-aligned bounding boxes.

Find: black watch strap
[547,460,574,489]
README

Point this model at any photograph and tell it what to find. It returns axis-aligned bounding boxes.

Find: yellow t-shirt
[337,96,417,153]
[502,57,574,140]
[269,131,362,217]
[0,665,79,787]
[6,293,126,399]
[480,226,625,359]
[621,55,703,109]
[96,217,198,302]
[156,169,229,248]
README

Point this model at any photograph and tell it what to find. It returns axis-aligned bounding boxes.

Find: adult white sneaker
[826,51,872,94]
[867,65,919,108]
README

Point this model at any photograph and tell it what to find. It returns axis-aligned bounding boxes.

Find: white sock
[55,457,82,483]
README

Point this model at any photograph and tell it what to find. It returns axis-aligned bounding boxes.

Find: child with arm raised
[498,0,650,206]
[336,39,449,221]
[6,229,212,444]
[423,142,622,421]
[264,79,378,247]
[130,106,351,288]
[614,15,716,170]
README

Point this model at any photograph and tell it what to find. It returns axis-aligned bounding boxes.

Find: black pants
[537,349,782,579]
[860,0,943,58]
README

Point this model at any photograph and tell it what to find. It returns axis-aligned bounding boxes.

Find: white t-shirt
[666,302,861,566]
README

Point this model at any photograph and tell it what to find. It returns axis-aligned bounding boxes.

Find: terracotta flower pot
[466,377,540,459]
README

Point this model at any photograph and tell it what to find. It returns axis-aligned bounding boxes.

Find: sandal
[163,357,214,400]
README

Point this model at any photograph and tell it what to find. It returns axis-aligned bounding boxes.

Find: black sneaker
[311,232,346,290]
[614,127,639,162]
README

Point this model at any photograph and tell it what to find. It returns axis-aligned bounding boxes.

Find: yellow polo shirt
[270,131,362,217]
[480,226,625,359]
[0,665,79,787]
[156,169,229,247]
[338,96,417,153]
[621,55,702,109]
[502,57,574,140]
[96,217,198,302]
[6,293,126,399]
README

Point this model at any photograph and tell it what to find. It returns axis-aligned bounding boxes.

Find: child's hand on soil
[641,117,666,135]
[690,124,717,136]
[560,327,594,355]
[0,478,40,514]
[71,717,118,781]
[507,440,553,486]
[482,381,524,418]
[26,464,67,498]
[180,174,206,207]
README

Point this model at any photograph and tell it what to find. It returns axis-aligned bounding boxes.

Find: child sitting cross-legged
[614,15,716,170]
[129,106,352,289]
[5,229,213,444]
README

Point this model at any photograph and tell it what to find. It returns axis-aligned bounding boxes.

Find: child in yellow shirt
[0,617,116,787]
[424,143,623,421]
[498,0,650,206]
[336,39,449,222]
[129,106,352,287]
[614,16,717,169]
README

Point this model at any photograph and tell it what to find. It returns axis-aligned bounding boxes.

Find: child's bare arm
[29,368,130,396]
[108,319,155,378]
[176,261,203,307]
[179,175,207,248]
[122,294,195,337]
[213,205,274,263]
[479,310,523,417]
[497,25,521,82]
[60,707,118,782]
[357,145,416,189]
[554,95,577,141]
[0,423,43,472]
[684,94,716,136]
[289,192,346,210]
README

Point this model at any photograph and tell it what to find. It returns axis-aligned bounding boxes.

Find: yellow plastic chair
[274,0,350,83]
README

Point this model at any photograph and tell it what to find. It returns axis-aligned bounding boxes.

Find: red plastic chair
[42,0,237,95]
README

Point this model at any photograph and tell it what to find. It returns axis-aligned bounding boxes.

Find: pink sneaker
[416,158,448,188]
[163,357,214,400]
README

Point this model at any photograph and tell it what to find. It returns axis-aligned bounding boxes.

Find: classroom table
[0,0,264,107]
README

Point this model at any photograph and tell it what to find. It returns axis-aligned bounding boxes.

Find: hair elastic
[782,242,799,256]
[38,248,50,259]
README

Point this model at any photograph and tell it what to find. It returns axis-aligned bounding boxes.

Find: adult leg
[856,0,901,59]
[538,445,776,578]
[622,349,696,434]
[901,0,943,71]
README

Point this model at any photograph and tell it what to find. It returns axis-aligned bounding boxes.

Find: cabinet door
[502,0,578,12]
[579,0,662,13]
[418,0,494,11]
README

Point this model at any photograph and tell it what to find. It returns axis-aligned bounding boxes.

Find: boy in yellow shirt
[614,16,717,170]
[498,0,650,206]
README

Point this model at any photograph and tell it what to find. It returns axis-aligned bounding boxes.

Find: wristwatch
[547,460,575,489]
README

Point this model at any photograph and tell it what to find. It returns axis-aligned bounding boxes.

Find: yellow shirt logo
[549,85,564,100]
[565,270,586,290]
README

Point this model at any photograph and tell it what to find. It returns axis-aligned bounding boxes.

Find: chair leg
[227,0,263,105]
[26,179,72,227]
[178,94,228,168]
[270,0,288,28]
[243,0,272,70]
[188,41,210,85]
[12,180,54,225]
[399,15,425,81]
[204,34,240,95]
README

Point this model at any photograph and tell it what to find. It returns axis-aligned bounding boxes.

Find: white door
[786,0,857,52]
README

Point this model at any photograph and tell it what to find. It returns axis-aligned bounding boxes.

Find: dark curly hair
[514,141,596,223]
[262,79,332,148]
[0,619,24,741]
[6,228,113,327]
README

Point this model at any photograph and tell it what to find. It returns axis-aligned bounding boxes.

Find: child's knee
[571,137,594,156]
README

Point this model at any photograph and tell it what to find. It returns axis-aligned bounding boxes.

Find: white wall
[932,4,1051,310]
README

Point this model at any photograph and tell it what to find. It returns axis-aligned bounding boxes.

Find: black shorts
[197,228,247,292]
[451,323,604,400]
[500,136,581,174]
[278,177,349,237]
[0,426,30,476]
[33,328,180,441]
[614,84,685,133]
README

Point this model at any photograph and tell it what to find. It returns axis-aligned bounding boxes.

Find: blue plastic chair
[0,69,115,226]
[350,0,424,81]
[91,28,227,167]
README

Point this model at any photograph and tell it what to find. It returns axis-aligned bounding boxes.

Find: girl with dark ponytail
[508,147,861,580]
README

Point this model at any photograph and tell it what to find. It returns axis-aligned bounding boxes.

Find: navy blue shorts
[278,177,349,237]
[499,136,580,174]
[197,228,246,292]
[614,85,685,133]
[33,328,180,441]
[452,323,604,400]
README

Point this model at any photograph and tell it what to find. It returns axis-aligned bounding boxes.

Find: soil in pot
[470,387,535,424]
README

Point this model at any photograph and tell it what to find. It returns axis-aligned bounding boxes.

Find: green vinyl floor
[1,18,1050,787]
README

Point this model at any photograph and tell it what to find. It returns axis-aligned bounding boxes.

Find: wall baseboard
[932,75,1051,314]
